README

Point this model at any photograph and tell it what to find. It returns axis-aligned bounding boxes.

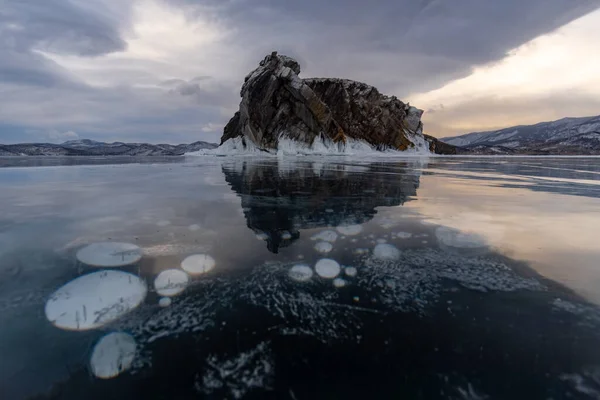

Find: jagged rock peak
[222,52,455,154]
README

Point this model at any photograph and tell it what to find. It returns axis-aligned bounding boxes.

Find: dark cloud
[0,0,599,144]
[1,0,127,56]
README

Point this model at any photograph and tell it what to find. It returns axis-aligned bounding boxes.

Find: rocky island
[221,52,455,154]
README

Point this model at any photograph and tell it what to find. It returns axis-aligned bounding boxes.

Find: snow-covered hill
[0,140,217,156]
[441,115,600,155]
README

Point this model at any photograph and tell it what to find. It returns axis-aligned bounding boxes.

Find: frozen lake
[1,155,600,399]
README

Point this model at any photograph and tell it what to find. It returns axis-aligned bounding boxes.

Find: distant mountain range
[0,139,218,156]
[441,115,600,155]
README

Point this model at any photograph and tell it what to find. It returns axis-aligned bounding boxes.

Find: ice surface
[181,254,216,275]
[45,270,147,331]
[435,227,487,249]
[76,242,142,267]
[90,332,137,379]
[154,269,189,297]
[315,258,341,279]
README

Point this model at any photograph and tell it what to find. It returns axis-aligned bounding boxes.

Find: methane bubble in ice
[336,224,363,236]
[154,269,189,297]
[158,297,172,307]
[373,243,401,261]
[344,267,358,277]
[435,227,487,249]
[157,220,171,227]
[376,238,387,244]
[76,242,142,268]
[288,264,314,282]
[315,258,341,279]
[311,230,338,243]
[181,254,215,275]
[314,241,333,254]
[90,332,137,379]
[45,270,147,331]
[333,278,347,288]
[395,232,413,239]
[281,231,292,240]
[188,224,201,232]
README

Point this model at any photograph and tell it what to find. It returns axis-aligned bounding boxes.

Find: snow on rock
[373,243,401,261]
[76,242,142,268]
[315,258,341,279]
[181,254,216,275]
[314,241,333,254]
[154,269,190,297]
[288,264,314,282]
[90,332,137,379]
[45,270,147,331]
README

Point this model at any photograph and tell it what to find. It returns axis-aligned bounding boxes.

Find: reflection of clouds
[406,172,600,304]
[45,270,147,331]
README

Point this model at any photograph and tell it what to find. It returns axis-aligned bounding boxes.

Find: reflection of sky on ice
[2,156,600,398]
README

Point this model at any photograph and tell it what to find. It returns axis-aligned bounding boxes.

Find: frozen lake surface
[1,155,600,399]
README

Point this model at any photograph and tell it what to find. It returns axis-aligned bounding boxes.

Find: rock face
[222,52,453,154]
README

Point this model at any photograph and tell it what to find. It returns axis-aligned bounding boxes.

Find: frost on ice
[315,258,341,279]
[45,270,147,331]
[90,332,137,379]
[181,254,216,275]
[76,242,142,268]
[197,341,274,399]
[154,269,190,297]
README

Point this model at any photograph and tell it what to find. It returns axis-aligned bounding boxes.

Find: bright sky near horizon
[1,0,599,144]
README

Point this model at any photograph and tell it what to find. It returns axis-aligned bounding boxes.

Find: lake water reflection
[1,155,600,399]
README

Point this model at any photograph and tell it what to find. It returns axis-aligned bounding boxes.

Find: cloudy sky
[1,0,599,144]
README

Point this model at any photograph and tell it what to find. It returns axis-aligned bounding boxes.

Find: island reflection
[222,159,421,252]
